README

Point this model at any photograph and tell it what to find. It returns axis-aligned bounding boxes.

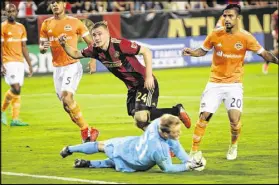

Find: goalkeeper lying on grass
[60,114,206,173]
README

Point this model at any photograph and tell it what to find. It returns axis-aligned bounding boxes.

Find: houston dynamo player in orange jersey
[39,0,99,143]
[1,4,33,126]
[183,4,278,160]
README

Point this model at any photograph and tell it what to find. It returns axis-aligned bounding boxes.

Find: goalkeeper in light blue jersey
[60,114,206,172]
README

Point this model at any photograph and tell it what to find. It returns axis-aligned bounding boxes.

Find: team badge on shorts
[201,103,206,108]
[234,41,243,50]
[64,25,72,31]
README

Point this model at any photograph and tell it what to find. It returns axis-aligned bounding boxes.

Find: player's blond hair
[159,114,180,133]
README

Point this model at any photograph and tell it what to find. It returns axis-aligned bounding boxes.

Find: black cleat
[74,159,91,168]
[175,104,191,129]
[60,146,73,158]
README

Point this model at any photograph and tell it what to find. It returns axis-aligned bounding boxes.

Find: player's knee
[11,86,21,95]
[230,121,241,130]
[199,112,213,122]
[61,93,73,106]
[134,111,150,130]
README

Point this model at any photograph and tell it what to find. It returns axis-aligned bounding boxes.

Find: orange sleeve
[40,21,48,42]
[1,24,4,42]
[77,19,89,38]
[246,34,264,54]
[201,32,214,51]
[21,25,27,42]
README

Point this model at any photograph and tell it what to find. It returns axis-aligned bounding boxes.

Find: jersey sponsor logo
[49,36,72,42]
[216,51,242,59]
[64,24,72,31]
[234,41,243,50]
[216,43,222,47]
[111,38,121,43]
[6,38,23,42]
[102,60,122,68]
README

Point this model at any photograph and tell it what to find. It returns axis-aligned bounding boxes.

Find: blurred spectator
[80,0,94,13]
[212,0,227,9]
[151,1,164,11]
[95,1,108,12]
[65,1,72,14]
[113,1,134,13]
[1,1,10,16]
[18,0,37,18]
[162,1,190,11]
[36,0,52,15]
[189,1,208,9]
[70,0,82,14]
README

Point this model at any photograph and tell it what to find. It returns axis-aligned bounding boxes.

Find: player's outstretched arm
[259,50,278,64]
[182,48,208,57]
[58,34,84,59]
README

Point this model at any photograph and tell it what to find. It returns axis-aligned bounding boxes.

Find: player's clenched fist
[182,48,193,56]
[58,34,67,47]
[39,41,50,53]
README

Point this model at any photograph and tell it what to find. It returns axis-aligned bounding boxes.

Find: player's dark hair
[92,21,108,30]
[223,4,241,15]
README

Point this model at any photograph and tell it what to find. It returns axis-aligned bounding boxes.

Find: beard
[7,16,15,22]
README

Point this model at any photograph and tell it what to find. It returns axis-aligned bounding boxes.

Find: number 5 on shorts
[65,77,71,85]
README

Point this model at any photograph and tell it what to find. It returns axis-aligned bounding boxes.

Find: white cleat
[227,145,238,160]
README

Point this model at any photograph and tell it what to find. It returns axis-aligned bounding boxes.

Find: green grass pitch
[1,63,278,184]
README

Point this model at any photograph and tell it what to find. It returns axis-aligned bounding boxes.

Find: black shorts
[126,79,159,116]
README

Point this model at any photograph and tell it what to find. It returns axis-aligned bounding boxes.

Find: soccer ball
[191,151,206,171]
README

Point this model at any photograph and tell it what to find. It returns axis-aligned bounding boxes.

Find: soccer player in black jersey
[58,21,191,131]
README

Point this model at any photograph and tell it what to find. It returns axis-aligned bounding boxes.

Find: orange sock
[11,94,21,120]
[230,121,241,145]
[192,119,209,152]
[1,90,16,112]
[68,101,89,130]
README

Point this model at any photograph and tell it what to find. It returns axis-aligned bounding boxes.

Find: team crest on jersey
[131,42,137,49]
[114,51,120,58]
[64,24,72,31]
[234,41,243,50]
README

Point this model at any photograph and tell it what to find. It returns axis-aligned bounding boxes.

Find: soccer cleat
[262,63,269,74]
[175,104,191,129]
[226,145,238,160]
[1,112,7,125]
[10,119,29,126]
[60,146,73,158]
[81,127,100,143]
[74,159,90,168]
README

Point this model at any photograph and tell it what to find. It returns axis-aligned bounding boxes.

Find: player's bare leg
[1,83,28,126]
[227,109,241,160]
[191,112,213,154]
[61,91,99,142]
[133,110,150,131]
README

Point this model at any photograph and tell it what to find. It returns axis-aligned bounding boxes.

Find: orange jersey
[40,16,89,67]
[202,27,264,83]
[1,21,27,63]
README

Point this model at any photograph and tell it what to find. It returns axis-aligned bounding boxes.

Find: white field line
[1,171,125,184]
[22,93,278,100]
